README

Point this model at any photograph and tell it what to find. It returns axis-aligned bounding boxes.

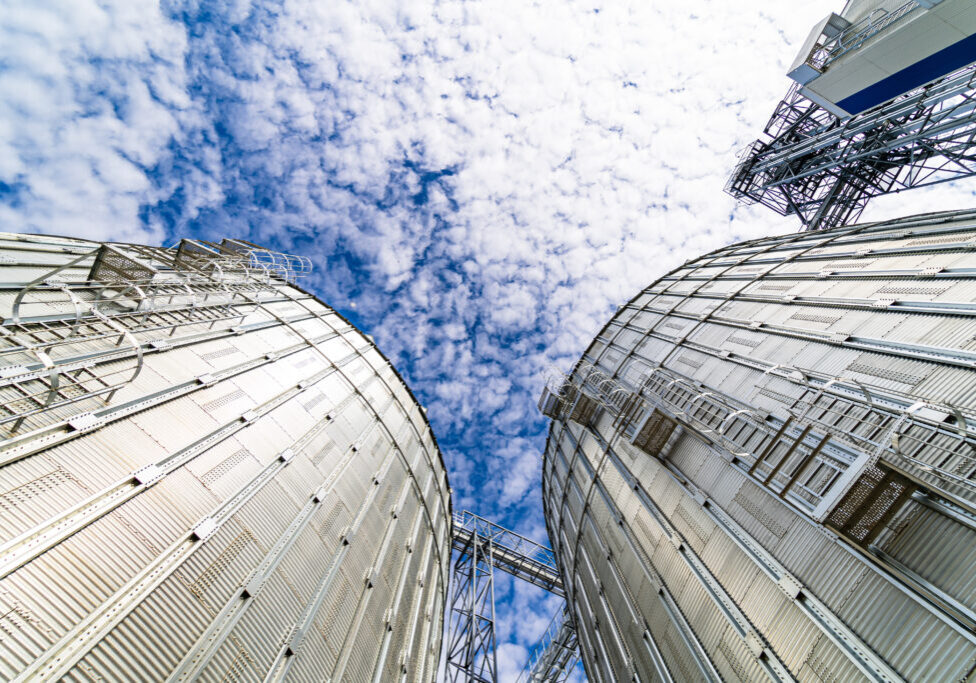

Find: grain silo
[0,232,450,681]
[541,210,976,681]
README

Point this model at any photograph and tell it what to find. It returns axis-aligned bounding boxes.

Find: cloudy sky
[4,0,976,678]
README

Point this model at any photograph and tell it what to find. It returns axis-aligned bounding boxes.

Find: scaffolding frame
[446,511,578,683]
[726,61,976,230]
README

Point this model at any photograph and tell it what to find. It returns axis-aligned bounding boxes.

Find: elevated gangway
[446,511,579,683]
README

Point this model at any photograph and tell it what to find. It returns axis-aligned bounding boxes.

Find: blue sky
[5,0,976,679]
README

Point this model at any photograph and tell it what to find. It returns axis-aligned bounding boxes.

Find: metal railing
[516,606,580,683]
[811,1,920,69]
[0,240,310,436]
[451,511,562,594]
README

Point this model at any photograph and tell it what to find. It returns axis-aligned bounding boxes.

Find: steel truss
[516,606,580,683]
[446,511,578,683]
[726,61,976,230]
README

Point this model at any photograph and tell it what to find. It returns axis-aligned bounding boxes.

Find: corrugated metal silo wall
[543,211,976,682]
[0,233,451,682]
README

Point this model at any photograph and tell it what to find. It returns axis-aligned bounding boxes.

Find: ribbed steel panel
[0,233,449,681]
[881,503,976,607]
[841,571,975,679]
[544,214,976,682]
[714,626,768,683]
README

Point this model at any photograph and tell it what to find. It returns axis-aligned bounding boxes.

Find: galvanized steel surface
[0,233,450,682]
[543,212,976,682]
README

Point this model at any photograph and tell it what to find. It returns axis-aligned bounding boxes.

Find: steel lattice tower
[727,1,976,231]
[445,511,580,682]
[446,525,499,682]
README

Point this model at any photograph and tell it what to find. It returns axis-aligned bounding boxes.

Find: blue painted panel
[837,31,976,115]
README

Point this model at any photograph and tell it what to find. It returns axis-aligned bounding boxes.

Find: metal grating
[633,410,678,457]
[827,465,916,544]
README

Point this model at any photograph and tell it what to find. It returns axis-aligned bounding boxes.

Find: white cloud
[0,0,197,243]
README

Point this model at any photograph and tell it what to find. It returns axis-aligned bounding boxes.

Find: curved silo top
[0,232,451,682]
[541,210,976,683]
